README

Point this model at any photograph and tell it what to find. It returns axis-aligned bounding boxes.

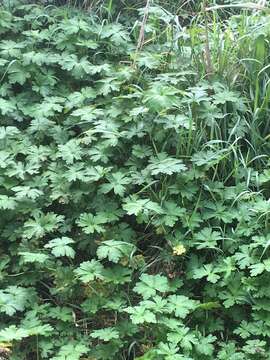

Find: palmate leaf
[26,323,53,337]
[167,327,197,350]
[234,245,252,269]
[258,168,270,184]
[125,305,156,324]
[0,98,16,115]
[8,63,30,85]
[135,51,162,69]
[213,90,239,105]
[0,150,11,168]
[99,23,129,46]
[23,212,64,239]
[191,149,227,167]
[0,40,24,57]
[96,77,121,96]
[97,240,136,263]
[249,259,270,277]
[76,212,108,234]
[23,51,60,66]
[61,18,90,34]
[99,172,131,197]
[6,161,40,180]
[134,274,170,299]
[103,297,127,311]
[25,145,51,164]
[19,252,49,264]
[32,70,57,96]
[87,63,111,75]
[193,263,220,283]
[156,201,185,227]
[28,118,55,135]
[0,9,12,33]
[84,166,108,182]
[218,278,246,308]
[156,342,186,359]
[71,106,103,122]
[155,114,192,131]
[195,334,216,355]
[75,260,104,283]
[88,144,110,164]
[12,186,43,200]
[186,86,209,104]
[143,83,182,111]
[123,197,149,216]
[194,227,222,249]
[48,306,73,322]
[123,196,163,216]
[132,144,152,158]
[21,316,54,337]
[52,342,89,360]
[242,339,267,355]
[65,91,85,110]
[44,237,75,258]
[147,153,187,176]
[0,286,35,316]
[141,296,168,314]
[234,320,254,339]
[0,195,17,210]
[60,53,93,78]
[57,140,82,164]
[32,97,65,118]
[0,326,29,342]
[91,327,119,342]
[203,201,235,224]
[76,39,98,49]
[166,295,197,318]
[0,126,19,139]
[101,265,132,284]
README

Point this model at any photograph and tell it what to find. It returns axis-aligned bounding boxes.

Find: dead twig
[203,1,213,78]
[135,0,151,53]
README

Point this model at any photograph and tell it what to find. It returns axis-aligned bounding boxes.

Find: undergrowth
[0,1,270,359]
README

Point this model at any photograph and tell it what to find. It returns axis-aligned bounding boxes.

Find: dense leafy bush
[1,1,270,359]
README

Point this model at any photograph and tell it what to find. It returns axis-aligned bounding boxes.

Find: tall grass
[187,2,270,164]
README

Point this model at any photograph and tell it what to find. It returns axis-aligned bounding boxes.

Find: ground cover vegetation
[0,0,270,359]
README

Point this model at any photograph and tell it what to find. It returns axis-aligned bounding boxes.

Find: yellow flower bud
[172,244,186,256]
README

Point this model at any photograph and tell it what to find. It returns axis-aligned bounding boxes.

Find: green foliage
[1,1,270,360]
[44,237,75,258]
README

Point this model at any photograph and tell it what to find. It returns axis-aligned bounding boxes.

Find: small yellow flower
[172,244,186,256]
[0,342,12,357]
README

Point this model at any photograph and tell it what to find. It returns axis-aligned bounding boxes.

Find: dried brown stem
[136,0,151,52]
[203,1,213,78]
